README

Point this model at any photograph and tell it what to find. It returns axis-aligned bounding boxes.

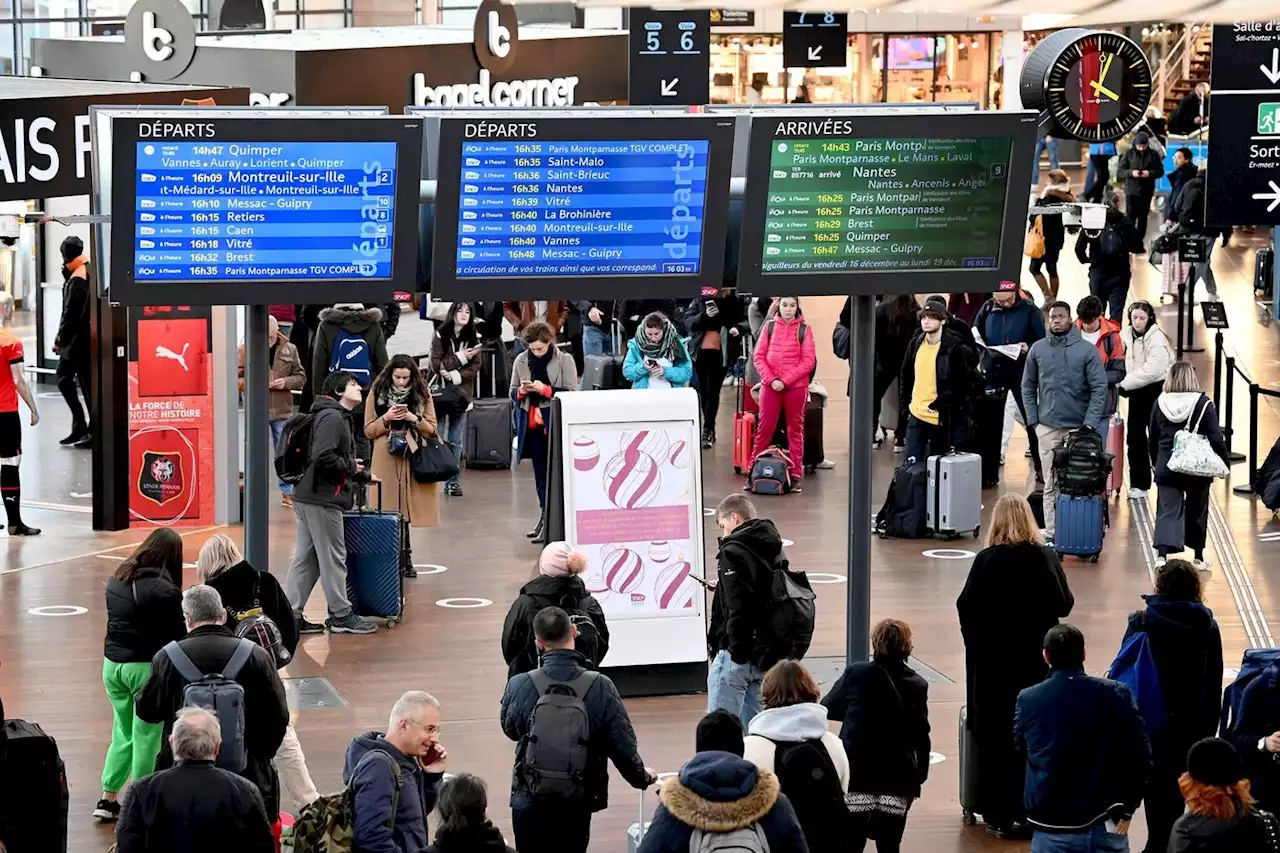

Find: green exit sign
[1260,102,1280,135]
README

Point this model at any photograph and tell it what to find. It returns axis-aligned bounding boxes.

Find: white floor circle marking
[929,752,947,765]
[28,605,88,617]
[781,538,794,547]
[436,597,492,609]
[922,548,976,560]
[807,573,847,584]
[413,564,448,576]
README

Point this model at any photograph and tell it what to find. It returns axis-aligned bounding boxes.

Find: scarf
[379,385,411,408]
[528,348,553,385]
[633,320,680,361]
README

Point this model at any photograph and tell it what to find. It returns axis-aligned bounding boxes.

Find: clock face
[1044,31,1152,142]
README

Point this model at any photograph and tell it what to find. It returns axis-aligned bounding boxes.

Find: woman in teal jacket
[622,312,693,389]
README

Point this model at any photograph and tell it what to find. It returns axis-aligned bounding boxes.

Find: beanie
[1186,737,1243,788]
[695,710,745,757]
[538,541,587,578]
[1136,131,1150,145]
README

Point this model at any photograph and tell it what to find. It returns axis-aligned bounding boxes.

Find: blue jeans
[707,650,763,730]
[1033,136,1061,184]
[582,325,612,358]
[269,419,293,495]
[1095,416,1110,448]
[1031,826,1128,853]
[442,413,466,486]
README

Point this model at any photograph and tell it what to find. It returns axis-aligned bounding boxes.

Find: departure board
[431,113,735,301]
[736,111,1038,296]
[107,115,423,305]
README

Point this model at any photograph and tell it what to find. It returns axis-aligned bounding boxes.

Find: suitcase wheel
[386,616,401,628]
[733,466,741,474]
[1088,554,1100,563]
[973,528,981,539]
[963,809,977,826]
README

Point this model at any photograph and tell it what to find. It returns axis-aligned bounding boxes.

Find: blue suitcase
[1055,493,1105,562]
[343,481,406,626]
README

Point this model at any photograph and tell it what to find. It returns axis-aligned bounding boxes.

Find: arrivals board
[736,110,1039,296]
[107,116,423,305]
[430,113,735,300]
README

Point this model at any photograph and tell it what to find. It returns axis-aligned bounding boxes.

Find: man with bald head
[116,706,273,853]
[238,313,307,507]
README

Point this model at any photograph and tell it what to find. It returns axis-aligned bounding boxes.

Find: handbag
[429,372,467,419]
[387,430,411,458]
[1167,398,1230,479]
[411,435,460,484]
[1024,216,1046,259]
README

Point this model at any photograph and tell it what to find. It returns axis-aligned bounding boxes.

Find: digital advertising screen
[736,110,1039,296]
[430,112,735,301]
[107,116,423,305]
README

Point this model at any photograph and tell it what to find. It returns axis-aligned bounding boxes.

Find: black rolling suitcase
[466,352,513,470]
[959,705,981,826]
[1256,247,1274,298]
[581,321,629,391]
[972,387,1007,488]
[768,395,824,472]
[2,719,69,853]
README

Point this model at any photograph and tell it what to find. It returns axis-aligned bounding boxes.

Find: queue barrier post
[1223,354,1248,464]
[1234,382,1261,496]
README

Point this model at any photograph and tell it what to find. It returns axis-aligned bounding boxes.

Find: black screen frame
[735,110,1039,296]
[430,114,736,301]
[108,116,423,306]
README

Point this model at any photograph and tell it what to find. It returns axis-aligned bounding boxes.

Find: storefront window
[0,23,14,74]
[935,33,990,103]
[884,35,939,103]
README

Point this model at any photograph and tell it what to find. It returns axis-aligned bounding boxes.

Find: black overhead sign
[628,8,710,106]
[782,11,847,69]
[1207,22,1280,227]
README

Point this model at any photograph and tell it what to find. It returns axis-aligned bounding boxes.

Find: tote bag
[1168,398,1230,479]
[1024,216,1046,259]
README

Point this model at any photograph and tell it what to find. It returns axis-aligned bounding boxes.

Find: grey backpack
[689,824,770,853]
[517,670,598,800]
[162,638,255,773]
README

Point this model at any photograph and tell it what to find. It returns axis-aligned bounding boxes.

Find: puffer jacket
[636,752,809,853]
[1077,317,1127,417]
[1120,324,1174,392]
[311,305,389,389]
[103,567,187,663]
[754,316,817,391]
[1022,325,1108,430]
[742,703,849,791]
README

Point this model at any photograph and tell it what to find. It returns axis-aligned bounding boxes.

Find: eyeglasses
[405,718,441,737]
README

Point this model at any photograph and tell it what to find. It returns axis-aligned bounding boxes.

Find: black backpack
[771,739,847,846]
[762,565,816,665]
[532,592,601,670]
[230,575,291,669]
[274,411,317,485]
[517,670,598,800]
[1098,225,1125,258]
[877,460,928,538]
[1052,428,1113,496]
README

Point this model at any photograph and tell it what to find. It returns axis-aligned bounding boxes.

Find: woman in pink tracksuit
[751,297,817,491]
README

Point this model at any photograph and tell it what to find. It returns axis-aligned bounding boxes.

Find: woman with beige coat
[364,354,440,578]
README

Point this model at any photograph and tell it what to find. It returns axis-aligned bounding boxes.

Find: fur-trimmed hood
[319,304,383,333]
[659,751,780,832]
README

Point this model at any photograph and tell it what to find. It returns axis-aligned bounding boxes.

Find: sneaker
[296,616,326,635]
[281,493,294,508]
[791,485,803,494]
[60,427,88,446]
[1193,558,1213,574]
[72,433,92,449]
[1154,555,1168,568]
[328,613,377,635]
[93,799,120,822]
[722,376,735,387]
[893,443,904,454]
[1127,488,1148,500]
[817,458,835,470]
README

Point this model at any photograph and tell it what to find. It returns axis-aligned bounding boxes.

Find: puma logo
[155,342,190,372]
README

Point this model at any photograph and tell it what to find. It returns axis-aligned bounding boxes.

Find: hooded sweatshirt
[1022,324,1109,429]
[742,703,849,793]
[709,518,787,667]
[499,573,610,678]
[636,752,808,853]
[1151,391,1229,486]
[344,732,443,853]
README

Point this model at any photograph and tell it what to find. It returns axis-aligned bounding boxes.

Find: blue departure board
[453,139,710,278]
[132,141,398,281]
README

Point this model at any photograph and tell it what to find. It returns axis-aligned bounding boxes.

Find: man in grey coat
[1022,300,1108,541]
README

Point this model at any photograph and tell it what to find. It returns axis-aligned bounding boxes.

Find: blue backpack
[329,328,372,387]
[1108,631,1168,737]
[1220,648,1280,738]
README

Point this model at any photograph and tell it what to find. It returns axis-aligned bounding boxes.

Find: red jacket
[754,315,817,390]
[1076,316,1126,366]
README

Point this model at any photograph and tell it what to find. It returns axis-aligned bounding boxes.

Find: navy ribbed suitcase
[1055,493,1105,562]
[343,481,405,626]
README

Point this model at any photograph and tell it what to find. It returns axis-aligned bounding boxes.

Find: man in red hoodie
[1075,295,1126,446]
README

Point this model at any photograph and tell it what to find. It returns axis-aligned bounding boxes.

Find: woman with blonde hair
[956,494,1074,838]
[197,534,319,810]
[1169,738,1274,852]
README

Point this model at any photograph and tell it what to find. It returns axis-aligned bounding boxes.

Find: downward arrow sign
[1254,180,1280,212]
[1263,48,1280,85]
[661,78,679,96]
[807,45,823,61]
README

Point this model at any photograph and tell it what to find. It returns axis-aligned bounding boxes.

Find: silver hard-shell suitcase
[927,451,982,538]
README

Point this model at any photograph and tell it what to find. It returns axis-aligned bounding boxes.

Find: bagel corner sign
[410,0,581,108]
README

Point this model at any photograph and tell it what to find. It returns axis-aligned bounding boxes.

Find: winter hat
[1136,132,1150,146]
[921,295,948,321]
[696,710,745,757]
[538,541,587,578]
[1186,737,1243,787]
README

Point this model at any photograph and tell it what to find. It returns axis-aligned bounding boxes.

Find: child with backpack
[749,297,816,493]
[500,542,610,679]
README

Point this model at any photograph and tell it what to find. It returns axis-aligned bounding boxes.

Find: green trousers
[101,659,163,793]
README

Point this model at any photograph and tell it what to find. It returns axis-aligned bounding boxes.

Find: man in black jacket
[53,236,92,448]
[707,494,790,730]
[117,706,273,853]
[899,301,978,463]
[136,586,289,824]
[1164,148,1198,221]
[973,290,1047,486]
[1171,169,1220,298]
[1014,624,1150,851]
[500,606,653,853]
[1169,83,1209,135]
[282,370,376,636]
[1117,133,1165,243]
[1075,196,1144,321]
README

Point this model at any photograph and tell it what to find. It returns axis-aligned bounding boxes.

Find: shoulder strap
[354,749,403,831]
[1190,396,1209,433]
[527,669,554,696]
[797,321,807,343]
[163,640,205,683]
[251,573,262,609]
[132,581,139,606]
[567,670,600,698]
[222,638,257,680]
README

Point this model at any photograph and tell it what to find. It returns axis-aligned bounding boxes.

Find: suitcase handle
[354,478,383,514]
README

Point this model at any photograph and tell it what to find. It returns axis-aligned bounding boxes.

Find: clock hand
[1089,80,1121,101]
[1088,53,1120,100]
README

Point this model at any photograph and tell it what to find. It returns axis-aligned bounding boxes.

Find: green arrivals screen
[760,136,1012,274]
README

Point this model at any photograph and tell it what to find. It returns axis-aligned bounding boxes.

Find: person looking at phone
[622,311,693,390]
[284,370,377,636]
[430,302,482,498]
[345,691,448,853]
[686,291,748,448]
[510,322,578,543]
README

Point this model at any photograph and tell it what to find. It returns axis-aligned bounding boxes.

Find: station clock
[1021,28,1153,142]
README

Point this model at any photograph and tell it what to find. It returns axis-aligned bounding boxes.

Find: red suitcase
[1105,415,1125,498]
[734,411,757,474]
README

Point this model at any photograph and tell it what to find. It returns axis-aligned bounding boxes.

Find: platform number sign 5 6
[628,8,711,106]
